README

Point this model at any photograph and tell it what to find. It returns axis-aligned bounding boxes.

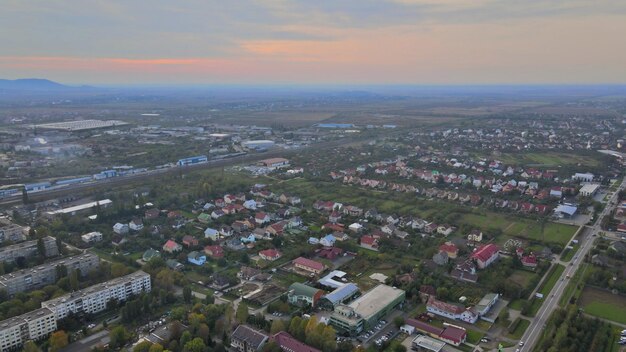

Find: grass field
[558,263,588,307]
[579,287,626,325]
[496,151,602,168]
[507,318,530,339]
[509,269,537,288]
[560,244,579,262]
[538,264,565,296]
[466,329,484,344]
[272,178,577,246]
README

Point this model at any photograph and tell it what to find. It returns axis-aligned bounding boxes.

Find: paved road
[515,176,626,352]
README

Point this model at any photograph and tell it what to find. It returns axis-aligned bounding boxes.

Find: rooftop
[344,284,404,321]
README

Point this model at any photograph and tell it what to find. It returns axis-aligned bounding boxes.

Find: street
[514,176,626,352]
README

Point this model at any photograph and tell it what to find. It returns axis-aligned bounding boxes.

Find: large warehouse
[242,140,275,149]
[329,284,405,335]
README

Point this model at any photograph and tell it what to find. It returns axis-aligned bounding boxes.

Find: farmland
[579,287,626,325]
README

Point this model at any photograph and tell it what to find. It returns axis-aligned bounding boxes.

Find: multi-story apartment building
[0,253,100,295]
[0,308,57,352]
[0,236,58,263]
[42,270,151,320]
[0,218,28,244]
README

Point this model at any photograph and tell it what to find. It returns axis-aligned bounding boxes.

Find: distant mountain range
[0,78,74,90]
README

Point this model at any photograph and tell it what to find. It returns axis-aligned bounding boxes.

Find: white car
[519,341,525,346]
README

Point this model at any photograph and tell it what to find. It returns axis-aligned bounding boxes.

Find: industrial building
[329,284,405,335]
[0,308,57,352]
[0,253,100,295]
[579,183,600,197]
[45,199,112,217]
[257,158,290,169]
[319,283,360,309]
[242,140,275,149]
[0,236,58,263]
[42,270,151,320]
[177,155,208,166]
[35,119,128,131]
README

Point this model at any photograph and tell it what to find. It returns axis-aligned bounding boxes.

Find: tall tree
[23,341,41,352]
[236,302,249,324]
[270,319,286,334]
[183,286,192,303]
[37,237,46,258]
[49,330,69,352]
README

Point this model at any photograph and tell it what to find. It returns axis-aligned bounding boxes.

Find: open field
[507,318,530,339]
[494,151,604,168]
[509,269,537,288]
[559,263,588,307]
[579,287,626,325]
[270,178,577,246]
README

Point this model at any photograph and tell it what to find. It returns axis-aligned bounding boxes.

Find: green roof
[289,282,320,298]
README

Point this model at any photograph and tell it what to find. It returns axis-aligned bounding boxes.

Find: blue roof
[323,283,359,304]
[555,204,577,216]
[317,123,355,128]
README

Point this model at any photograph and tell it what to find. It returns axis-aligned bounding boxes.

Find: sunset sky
[1,0,625,85]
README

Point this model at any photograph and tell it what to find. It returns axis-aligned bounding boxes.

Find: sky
[1,0,626,85]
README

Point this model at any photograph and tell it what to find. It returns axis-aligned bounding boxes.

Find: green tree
[183,338,207,352]
[133,341,153,352]
[22,341,41,352]
[270,319,286,334]
[109,326,130,348]
[49,330,69,351]
[69,270,79,291]
[236,302,249,324]
[180,331,193,347]
[37,237,46,258]
[149,344,164,352]
[183,286,192,303]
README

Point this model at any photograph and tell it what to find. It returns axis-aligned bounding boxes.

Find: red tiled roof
[293,257,324,271]
[361,235,377,246]
[427,297,465,315]
[439,243,458,254]
[204,245,224,258]
[163,239,180,249]
[440,326,467,344]
[259,249,282,259]
[472,244,499,263]
[271,331,321,352]
[405,318,444,336]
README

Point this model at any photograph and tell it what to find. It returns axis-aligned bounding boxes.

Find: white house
[243,200,257,210]
[81,231,103,243]
[204,228,220,240]
[129,219,144,231]
[572,172,594,183]
[113,223,129,235]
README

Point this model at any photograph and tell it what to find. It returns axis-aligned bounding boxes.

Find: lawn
[558,263,588,307]
[496,151,602,168]
[579,287,626,325]
[509,269,537,288]
[560,243,579,262]
[507,318,530,339]
[466,329,484,345]
[538,264,565,296]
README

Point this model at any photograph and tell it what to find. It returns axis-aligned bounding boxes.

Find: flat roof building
[42,270,151,320]
[0,236,58,263]
[35,119,128,131]
[0,308,57,351]
[45,199,112,216]
[329,284,405,335]
[0,218,28,244]
[0,253,99,295]
[412,335,445,352]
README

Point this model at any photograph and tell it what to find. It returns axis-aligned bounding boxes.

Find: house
[320,234,336,247]
[348,223,363,233]
[329,211,342,223]
[287,282,325,307]
[201,227,219,240]
[270,331,321,352]
[111,235,127,247]
[162,239,182,253]
[467,229,483,243]
[308,237,320,245]
[113,223,129,235]
[471,244,499,269]
[343,205,363,217]
[591,254,610,267]
[550,187,563,198]
[381,224,396,235]
[243,199,257,210]
[426,297,478,324]
[241,234,256,244]
[231,325,269,352]
[255,212,270,225]
[166,259,184,271]
[451,260,478,283]
[437,224,455,236]
[81,231,103,243]
[129,218,144,231]
[317,247,343,260]
[293,257,325,274]
[332,232,350,242]
[520,202,534,213]
[259,249,282,261]
[521,254,538,269]
[188,251,207,265]
[204,245,224,259]
[424,222,438,234]
[360,235,379,251]
[182,235,199,247]
[572,172,594,182]
[439,242,459,259]
[239,266,262,280]
[145,208,160,220]
[220,226,234,237]
[211,209,225,219]
[554,204,577,219]
[197,213,211,224]
[579,183,600,197]
[142,248,161,262]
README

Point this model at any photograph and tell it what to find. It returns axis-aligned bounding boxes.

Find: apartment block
[0,236,58,263]
[0,308,57,352]
[0,218,28,244]
[0,253,100,295]
[42,270,151,320]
